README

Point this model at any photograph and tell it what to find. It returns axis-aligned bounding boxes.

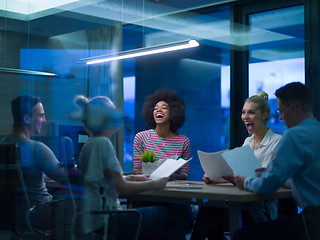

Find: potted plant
[140,150,159,174]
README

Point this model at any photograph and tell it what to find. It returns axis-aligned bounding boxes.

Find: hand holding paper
[222,145,261,178]
[223,175,247,190]
[198,150,233,180]
[149,158,190,180]
[198,145,262,180]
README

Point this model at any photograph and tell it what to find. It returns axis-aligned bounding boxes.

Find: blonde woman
[191,91,294,240]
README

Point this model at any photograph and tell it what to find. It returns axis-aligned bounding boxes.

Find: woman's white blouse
[243,129,282,168]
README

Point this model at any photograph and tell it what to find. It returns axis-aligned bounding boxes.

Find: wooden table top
[122,180,293,204]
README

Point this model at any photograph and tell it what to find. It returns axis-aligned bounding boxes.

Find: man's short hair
[11,95,41,127]
[275,82,313,113]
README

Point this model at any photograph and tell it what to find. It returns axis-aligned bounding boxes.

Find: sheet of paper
[197,150,233,180]
[149,158,189,180]
[221,145,261,178]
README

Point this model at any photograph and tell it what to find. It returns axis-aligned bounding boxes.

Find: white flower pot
[142,162,159,175]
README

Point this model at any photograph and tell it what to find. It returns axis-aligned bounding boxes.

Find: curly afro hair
[141,89,185,133]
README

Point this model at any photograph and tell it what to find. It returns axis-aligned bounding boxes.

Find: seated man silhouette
[1,95,72,230]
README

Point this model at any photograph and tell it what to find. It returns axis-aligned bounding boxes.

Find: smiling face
[241,101,267,134]
[153,101,170,125]
[29,103,46,134]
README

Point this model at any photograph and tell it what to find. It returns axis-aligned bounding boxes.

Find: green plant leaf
[140,150,156,162]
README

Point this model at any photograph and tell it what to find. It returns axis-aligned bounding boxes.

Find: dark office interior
[1,0,320,239]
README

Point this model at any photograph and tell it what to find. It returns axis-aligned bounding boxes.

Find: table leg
[228,203,242,237]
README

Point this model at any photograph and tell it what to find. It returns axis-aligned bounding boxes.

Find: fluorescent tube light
[82,39,199,65]
[0,67,57,76]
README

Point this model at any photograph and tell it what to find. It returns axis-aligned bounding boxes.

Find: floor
[0,231,13,240]
[1,231,231,240]
[186,232,231,240]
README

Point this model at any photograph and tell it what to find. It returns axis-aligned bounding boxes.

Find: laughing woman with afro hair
[133,88,191,180]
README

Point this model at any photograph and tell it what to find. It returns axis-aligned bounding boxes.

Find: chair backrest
[0,142,77,239]
[302,205,320,240]
[60,136,76,169]
[0,143,31,231]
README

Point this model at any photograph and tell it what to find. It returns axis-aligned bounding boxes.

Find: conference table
[122,180,293,236]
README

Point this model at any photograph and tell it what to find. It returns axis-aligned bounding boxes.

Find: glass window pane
[248,5,305,135]
[123,76,136,173]
[122,6,231,180]
[1,1,231,183]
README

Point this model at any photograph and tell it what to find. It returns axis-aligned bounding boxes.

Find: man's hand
[223,175,247,190]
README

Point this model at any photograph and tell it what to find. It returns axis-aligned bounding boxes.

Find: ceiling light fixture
[81,39,199,65]
[0,67,57,76]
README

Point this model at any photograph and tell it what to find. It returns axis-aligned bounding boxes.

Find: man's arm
[225,131,302,195]
[223,166,283,195]
[36,142,67,183]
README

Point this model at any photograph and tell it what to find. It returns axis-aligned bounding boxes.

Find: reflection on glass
[123,76,136,173]
[122,7,231,180]
[248,5,305,135]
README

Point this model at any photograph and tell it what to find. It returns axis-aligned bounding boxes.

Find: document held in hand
[149,158,189,180]
[198,145,262,180]
[198,150,233,180]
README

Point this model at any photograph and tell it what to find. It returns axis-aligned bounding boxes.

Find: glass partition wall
[2,0,320,236]
[0,0,232,180]
[0,0,318,180]
[248,4,305,135]
[122,6,231,176]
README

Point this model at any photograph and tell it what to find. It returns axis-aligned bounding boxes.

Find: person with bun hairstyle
[239,91,281,168]
[71,95,186,240]
[133,88,191,180]
[191,91,296,240]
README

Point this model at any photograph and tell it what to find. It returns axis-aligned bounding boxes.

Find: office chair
[0,143,71,240]
[0,143,41,239]
[59,136,76,169]
[302,205,320,240]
